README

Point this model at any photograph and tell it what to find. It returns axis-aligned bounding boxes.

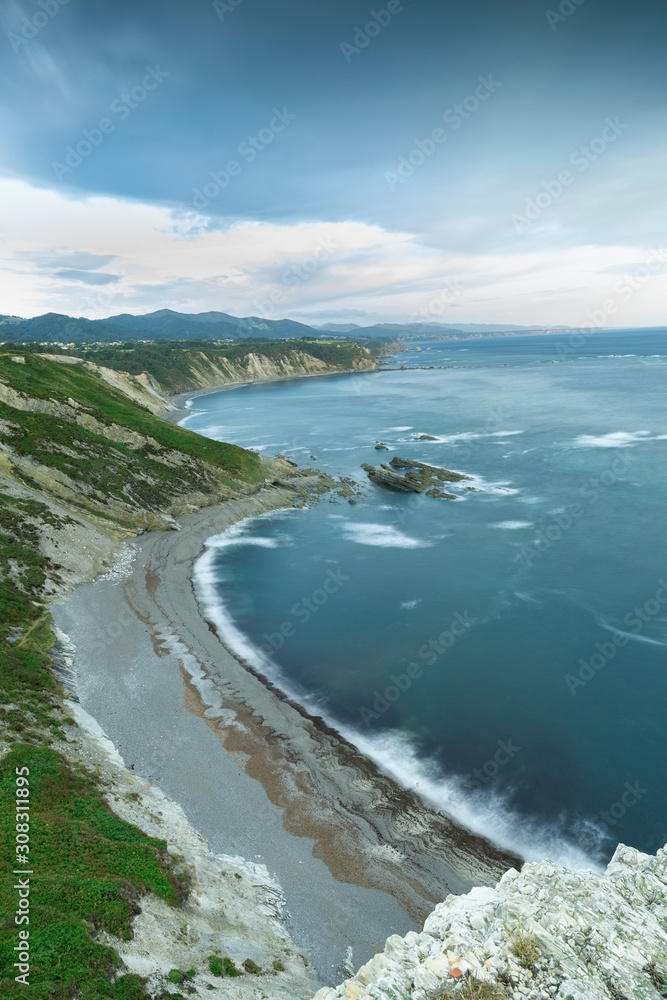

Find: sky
[1,0,666,327]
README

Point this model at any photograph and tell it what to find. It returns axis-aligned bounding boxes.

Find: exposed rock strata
[361,457,469,499]
[314,843,667,1000]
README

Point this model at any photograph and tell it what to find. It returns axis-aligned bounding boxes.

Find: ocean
[181,328,667,868]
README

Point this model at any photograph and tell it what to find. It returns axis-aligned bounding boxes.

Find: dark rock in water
[375,442,389,450]
[360,456,469,499]
[364,466,423,492]
[415,433,438,441]
[348,498,357,504]
[389,456,470,483]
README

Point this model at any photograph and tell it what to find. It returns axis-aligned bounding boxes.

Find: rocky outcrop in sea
[361,457,469,498]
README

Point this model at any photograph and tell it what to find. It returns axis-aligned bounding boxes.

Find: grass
[207,955,242,977]
[431,978,508,999]
[0,352,265,486]
[0,745,180,1000]
[505,923,540,969]
[0,493,67,736]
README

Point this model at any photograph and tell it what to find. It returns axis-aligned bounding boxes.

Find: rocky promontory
[315,841,667,1000]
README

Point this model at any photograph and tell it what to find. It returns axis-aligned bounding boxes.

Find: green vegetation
[0,351,272,998]
[505,923,540,969]
[0,745,179,1000]
[207,956,223,976]
[207,954,241,977]
[69,337,376,391]
[167,968,194,985]
[222,956,242,977]
[0,352,265,488]
[430,979,508,999]
[0,492,70,737]
[243,958,261,974]
[273,958,285,971]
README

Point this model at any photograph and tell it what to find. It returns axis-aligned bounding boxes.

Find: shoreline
[52,482,520,983]
[164,366,379,425]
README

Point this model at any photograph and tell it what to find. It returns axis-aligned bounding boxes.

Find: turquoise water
[183,329,667,866]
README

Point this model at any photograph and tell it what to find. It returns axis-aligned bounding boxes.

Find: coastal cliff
[170,346,375,393]
[45,338,379,402]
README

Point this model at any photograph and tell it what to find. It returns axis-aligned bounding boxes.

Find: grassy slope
[0,497,179,999]
[0,352,268,998]
[0,352,265,484]
[0,746,178,1000]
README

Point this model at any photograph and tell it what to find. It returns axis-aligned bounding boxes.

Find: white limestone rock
[312,843,667,1000]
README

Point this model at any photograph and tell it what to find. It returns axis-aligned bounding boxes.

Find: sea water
[182,329,667,867]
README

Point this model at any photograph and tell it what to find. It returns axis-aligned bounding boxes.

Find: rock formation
[361,457,469,499]
[314,842,667,1000]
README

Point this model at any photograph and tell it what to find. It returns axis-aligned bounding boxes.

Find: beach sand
[52,484,519,985]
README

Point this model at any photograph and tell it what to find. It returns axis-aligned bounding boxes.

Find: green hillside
[0,350,271,998]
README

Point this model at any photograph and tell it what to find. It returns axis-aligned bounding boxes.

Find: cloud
[54,269,120,285]
[1,177,666,327]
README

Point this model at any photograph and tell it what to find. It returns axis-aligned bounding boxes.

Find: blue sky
[1,0,666,325]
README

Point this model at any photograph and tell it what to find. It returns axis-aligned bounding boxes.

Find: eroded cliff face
[314,844,667,1000]
[39,346,376,407]
[0,351,270,600]
[175,348,374,393]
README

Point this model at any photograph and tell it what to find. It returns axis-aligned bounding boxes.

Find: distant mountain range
[0,309,579,345]
[0,309,322,344]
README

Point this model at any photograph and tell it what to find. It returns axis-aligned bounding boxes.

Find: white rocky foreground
[315,843,667,1000]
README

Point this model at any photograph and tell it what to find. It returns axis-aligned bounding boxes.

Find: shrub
[208,956,223,977]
